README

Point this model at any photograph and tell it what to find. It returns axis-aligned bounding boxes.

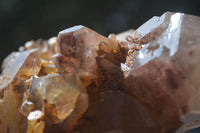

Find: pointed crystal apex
[132,12,174,43]
[56,25,115,76]
[122,12,200,132]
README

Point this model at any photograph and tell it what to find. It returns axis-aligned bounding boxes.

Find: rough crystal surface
[29,73,87,124]
[122,12,200,132]
[0,12,200,133]
[55,25,117,76]
[0,49,41,133]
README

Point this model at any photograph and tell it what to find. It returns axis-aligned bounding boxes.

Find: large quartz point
[54,26,127,93]
[0,49,41,133]
[122,12,200,132]
[54,25,118,77]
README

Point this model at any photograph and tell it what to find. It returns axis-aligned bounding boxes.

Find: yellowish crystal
[0,49,41,133]
[27,110,45,133]
[29,73,88,124]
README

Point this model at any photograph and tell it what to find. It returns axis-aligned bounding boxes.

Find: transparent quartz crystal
[122,12,200,132]
[0,12,200,133]
[29,73,88,125]
[55,25,117,77]
[0,49,41,133]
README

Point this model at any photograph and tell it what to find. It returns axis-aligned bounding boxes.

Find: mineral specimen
[122,12,200,133]
[55,25,118,77]
[0,49,41,133]
[0,12,200,133]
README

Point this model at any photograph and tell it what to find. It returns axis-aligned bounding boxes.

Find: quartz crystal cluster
[0,12,200,133]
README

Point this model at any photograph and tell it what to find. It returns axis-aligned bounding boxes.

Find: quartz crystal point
[44,74,89,133]
[54,25,118,77]
[29,73,88,125]
[0,49,41,133]
[0,12,200,133]
[122,12,200,132]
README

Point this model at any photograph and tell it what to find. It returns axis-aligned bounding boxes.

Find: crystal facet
[55,25,117,76]
[0,12,200,133]
[0,49,41,133]
[122,12,200,132]
[29,73,87,124]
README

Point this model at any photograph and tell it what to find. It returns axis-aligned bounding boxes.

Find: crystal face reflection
[0,12,200,133]
[132,13,184,68]
[29,73,87,124]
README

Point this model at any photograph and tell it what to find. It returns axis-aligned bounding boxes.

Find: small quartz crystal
[28,73,87,124]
